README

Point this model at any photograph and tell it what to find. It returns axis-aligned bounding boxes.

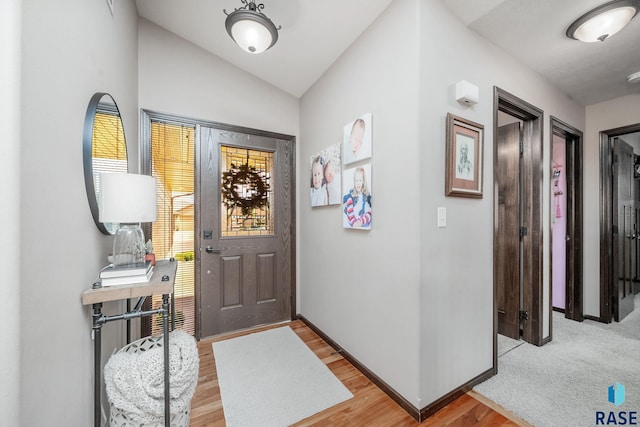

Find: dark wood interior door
[198,126,293,337]
[563,131,583,322]
[496,123,521,339]
[613,138,636,321]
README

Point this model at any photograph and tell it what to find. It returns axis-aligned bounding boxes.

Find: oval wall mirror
[83,92,128,235]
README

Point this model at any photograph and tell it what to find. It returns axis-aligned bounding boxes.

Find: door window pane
[220,146,274,237]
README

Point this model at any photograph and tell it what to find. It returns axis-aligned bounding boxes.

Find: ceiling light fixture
[224,0,281,54]
[629,71,640,83]
[566,0,640,42]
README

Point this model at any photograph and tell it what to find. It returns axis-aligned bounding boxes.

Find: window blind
[148,121,196,337]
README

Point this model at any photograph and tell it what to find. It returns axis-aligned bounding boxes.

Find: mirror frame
[83,92,128,235]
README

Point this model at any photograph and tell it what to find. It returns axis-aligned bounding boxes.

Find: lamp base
[112,223,146,268]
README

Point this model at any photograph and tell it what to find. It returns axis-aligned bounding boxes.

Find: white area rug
[212,326,353,427]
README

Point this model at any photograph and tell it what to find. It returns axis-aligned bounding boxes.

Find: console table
[82,259,177,427]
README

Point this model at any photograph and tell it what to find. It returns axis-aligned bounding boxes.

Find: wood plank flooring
[189,320,530,427]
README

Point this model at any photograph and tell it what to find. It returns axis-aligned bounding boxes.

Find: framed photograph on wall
[342,163,372,230]
[342,113,372,165]
[309,143,342,207]
[445,113,484,198]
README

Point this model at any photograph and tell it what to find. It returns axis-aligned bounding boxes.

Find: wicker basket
[108,335,191,427]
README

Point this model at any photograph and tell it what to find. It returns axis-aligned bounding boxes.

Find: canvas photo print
[342,113,372,165]
[309,143,342,207]
[342,164,372,230]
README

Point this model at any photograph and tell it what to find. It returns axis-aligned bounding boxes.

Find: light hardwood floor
[189,320,530,427]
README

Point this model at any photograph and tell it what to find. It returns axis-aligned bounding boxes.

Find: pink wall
[552,134,567,309]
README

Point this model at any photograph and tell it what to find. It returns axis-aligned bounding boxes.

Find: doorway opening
[600,123,640,323]
[550,117,583,330]
[140,110,296,339]
[493,87,544,367]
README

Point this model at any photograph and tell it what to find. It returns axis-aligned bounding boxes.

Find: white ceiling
[442,0,640,106]
[135,0,394,98]
[136,0,640,104]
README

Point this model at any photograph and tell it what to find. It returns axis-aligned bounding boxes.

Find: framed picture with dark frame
[445,113,484,198]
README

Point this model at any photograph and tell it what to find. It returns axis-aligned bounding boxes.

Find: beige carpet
[475,303,640,426]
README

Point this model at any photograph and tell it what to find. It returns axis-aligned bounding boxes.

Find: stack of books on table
[100,261,154,287]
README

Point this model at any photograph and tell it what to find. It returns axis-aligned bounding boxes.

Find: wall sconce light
[99,173,157,268]
[566,0,640,42]
[224,0,281,54]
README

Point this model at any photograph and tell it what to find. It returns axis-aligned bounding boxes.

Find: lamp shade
[99,173,157,223]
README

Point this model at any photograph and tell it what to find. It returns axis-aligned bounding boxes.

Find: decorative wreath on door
[221,163,270,216]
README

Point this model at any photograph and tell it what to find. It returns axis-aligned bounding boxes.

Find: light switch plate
[437,207,446,228]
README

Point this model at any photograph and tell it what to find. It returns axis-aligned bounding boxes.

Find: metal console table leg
[163,293,170,426]
[92,303,103,427]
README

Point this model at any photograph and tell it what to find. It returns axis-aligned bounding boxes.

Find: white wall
[20,0,139,425]
[138,19,299,138]
[0,0,21,423]
[584,94,640,316]
[299,0,585,410]
[300,0,422,406]
[417,1,584,404]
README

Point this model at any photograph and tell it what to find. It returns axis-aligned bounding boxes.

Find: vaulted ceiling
[136,0,640,105]
[135,0,394,98]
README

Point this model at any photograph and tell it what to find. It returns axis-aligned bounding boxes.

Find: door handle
[205,246,221,254]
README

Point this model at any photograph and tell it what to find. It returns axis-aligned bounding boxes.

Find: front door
[613,138,636,321]
[496,122,522,339]
[198,126,294,337]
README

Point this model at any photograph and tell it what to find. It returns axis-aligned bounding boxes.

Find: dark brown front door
[198,126,293,337]
[496,122,521,339]
[613,138,636,321]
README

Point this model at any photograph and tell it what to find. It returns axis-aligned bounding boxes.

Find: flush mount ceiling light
[629,71,640,83]
[224,0,281,54]
[566,0,640,42]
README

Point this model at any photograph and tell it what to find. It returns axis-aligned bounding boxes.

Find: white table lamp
[99,173,157,268]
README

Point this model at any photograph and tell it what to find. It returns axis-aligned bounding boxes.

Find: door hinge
[519,139,524,156]
[612,224,619,235]
[519,310,529,321]
[520,226,528,237]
